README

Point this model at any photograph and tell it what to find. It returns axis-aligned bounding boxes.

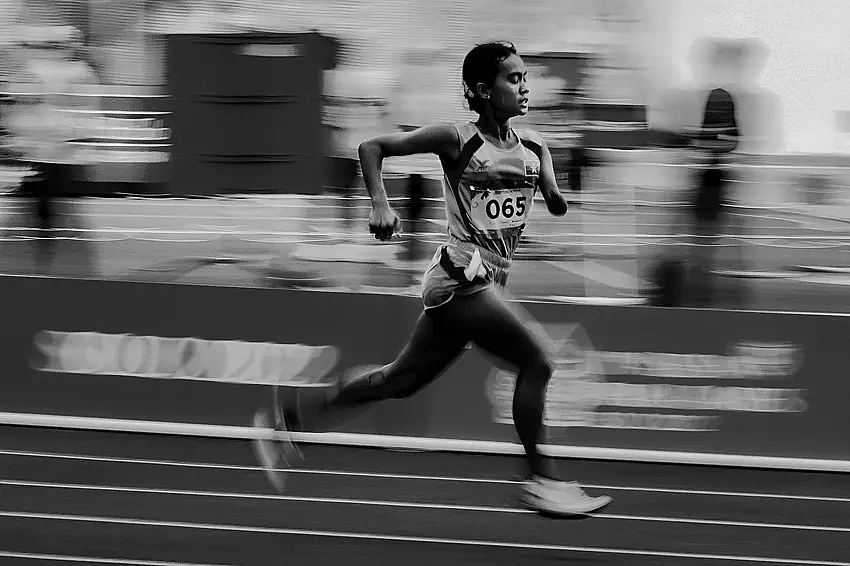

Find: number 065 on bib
[470,187,534,232]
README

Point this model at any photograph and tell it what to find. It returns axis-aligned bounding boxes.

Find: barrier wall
[1,275,849,470]
[166,32,338,196]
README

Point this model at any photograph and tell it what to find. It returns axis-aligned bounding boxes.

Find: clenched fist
[368,204,402,241]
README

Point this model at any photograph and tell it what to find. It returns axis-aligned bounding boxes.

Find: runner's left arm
[538,137,568,216]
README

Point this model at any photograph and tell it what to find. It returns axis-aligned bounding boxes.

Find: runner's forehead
[498,54,526,77]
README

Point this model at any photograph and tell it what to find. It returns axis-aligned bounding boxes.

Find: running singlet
[441,122,543,261]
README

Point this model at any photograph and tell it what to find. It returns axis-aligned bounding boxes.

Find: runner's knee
[506,337,553,386]
[520,352,554,385]
[512,353,554,411]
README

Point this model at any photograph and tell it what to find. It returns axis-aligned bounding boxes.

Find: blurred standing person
[646,41,710,307]
[391,47,457,263]
[648,39,741,307]
[686,40,741,306]
[324,64,393,231]
[700,40,782,291]
[7,25,98,272]
[564,102,588,204]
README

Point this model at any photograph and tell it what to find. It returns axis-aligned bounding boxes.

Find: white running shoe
[252,407,303,493]
[522,476,612,516]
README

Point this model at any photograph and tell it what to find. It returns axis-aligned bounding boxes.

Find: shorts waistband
[446,236,511,269]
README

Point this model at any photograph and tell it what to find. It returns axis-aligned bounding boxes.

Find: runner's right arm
[358,124,459,207]
[358,124,460,240]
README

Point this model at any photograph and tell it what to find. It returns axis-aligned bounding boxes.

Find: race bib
[470,186,534,231]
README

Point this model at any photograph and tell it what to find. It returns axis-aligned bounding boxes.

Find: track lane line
[1,511,847,566]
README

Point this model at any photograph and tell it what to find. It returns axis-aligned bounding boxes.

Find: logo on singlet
[471,157,490,173]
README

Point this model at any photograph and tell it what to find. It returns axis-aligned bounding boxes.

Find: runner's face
[486,54,530,119]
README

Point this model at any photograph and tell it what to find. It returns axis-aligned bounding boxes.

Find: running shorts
[421,236,511,310]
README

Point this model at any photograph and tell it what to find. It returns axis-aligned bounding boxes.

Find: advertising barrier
[0,275,419,435]
[1,275,849,470]
[166,32,339,196]
[421,303,850,464]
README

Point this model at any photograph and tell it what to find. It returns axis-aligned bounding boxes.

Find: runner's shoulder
[514,127,545,147]
[412,123,462,163]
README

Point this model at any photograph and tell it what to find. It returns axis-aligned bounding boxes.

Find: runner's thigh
[430,288,548,372]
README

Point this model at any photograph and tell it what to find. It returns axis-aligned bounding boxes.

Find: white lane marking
[2,478,848,533]
[1,449,849,503]
[531,295,649,306]
[798,274,850,286]
[0,209,822,230]
[3,412,850,471]
[0,551,232,566]
[581,483,850,504]
[2,511,847,566]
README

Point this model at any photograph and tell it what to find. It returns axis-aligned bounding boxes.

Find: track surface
[0,426,848,565]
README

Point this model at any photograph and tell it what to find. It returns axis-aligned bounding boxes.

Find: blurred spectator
[648,38,744,306]
[688,39,786,305]
[5,24,99,270]
[323,64,392,229]
[564,103,590,202]
[684,40,740,305]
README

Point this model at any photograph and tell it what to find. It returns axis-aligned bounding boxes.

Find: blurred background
[1,0,849,312]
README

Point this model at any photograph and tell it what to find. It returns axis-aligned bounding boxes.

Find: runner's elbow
[545,192,568,216]
[358,139,383,162]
